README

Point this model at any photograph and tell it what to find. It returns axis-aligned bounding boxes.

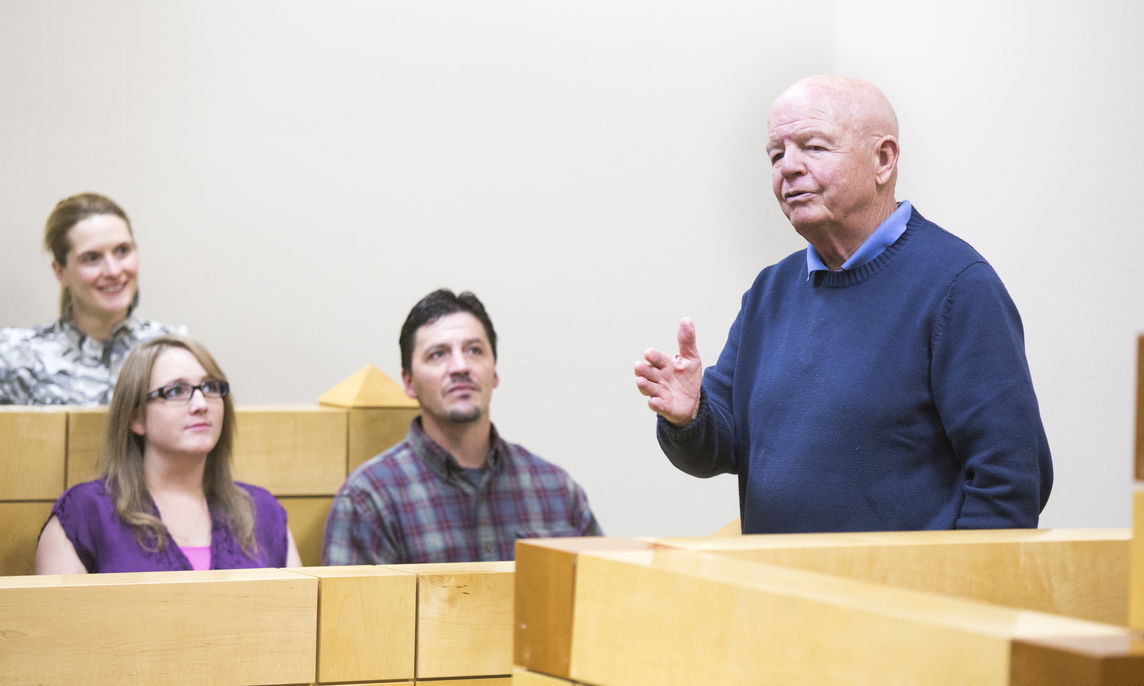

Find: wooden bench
[514,530,1142,685]
[0,561,513,685]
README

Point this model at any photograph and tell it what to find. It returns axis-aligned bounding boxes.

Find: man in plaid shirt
[322,289,601,564]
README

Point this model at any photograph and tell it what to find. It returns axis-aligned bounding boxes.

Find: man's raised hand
[634,317,703,427]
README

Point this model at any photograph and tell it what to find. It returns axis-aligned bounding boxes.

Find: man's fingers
[676,317,700,362]
[634,374,658,396]
[634,360,661,382]
[637,327,700,423]
[642,347,672,369]
[636,364,675,394]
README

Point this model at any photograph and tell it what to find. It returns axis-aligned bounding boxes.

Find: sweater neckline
[814,222,916,288]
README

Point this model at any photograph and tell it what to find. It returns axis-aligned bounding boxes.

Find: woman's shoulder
[235,482,284,512]
[0,324,40,345]
[235,481,273,497]
[234,482,288,549]
[52,479,115,531]
[56,479,111,507]
[0,320,65,352]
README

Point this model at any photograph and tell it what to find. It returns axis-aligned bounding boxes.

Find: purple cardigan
[49,479,289,572]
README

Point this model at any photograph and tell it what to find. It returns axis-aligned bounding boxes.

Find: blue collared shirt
[806,200,913,276]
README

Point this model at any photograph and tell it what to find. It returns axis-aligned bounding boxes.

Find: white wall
[1,1,1140,535]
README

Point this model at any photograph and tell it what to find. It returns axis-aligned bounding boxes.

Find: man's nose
[446,349,470,373]
[779,148,805,176]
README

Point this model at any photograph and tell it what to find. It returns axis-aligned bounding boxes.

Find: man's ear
[402,371,417,400]
[874,135,899,186]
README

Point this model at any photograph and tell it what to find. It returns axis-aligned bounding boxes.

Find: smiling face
[766,77,899,242]
[52,214,138,327]
[402,311,499,429]
[131,347,225,460]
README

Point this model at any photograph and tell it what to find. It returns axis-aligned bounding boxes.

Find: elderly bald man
[635,75,1052,533]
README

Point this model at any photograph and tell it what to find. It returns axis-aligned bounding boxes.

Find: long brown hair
[101,335,256,555]
[43,193,137,318]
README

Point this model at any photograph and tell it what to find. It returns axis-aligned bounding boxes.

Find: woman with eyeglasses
[34,335,301,573]
[0,193,183,405]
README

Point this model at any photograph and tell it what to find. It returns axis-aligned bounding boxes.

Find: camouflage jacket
[0,317,185,406]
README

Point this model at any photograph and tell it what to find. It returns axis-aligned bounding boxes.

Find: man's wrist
[658,391,705,434]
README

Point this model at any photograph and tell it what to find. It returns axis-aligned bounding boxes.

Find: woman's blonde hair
[101,335,256,555]
[43,192,136,318]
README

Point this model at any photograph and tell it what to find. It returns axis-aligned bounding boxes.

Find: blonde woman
[0,193,182,405]
[35,335,301,573]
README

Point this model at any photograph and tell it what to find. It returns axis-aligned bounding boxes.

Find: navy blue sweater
[659,208,1052,533]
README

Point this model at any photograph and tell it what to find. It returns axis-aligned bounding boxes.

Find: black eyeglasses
[146,380,230,402]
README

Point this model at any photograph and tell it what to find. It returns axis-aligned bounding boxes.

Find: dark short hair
[400,289,498,374]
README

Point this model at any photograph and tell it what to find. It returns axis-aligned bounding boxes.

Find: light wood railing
[514,530,1143,685]
[1,561,512,685]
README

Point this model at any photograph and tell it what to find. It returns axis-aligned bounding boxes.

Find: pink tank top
[179,545,212,570]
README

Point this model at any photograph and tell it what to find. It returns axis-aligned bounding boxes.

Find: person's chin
[447,406,483,424]
[787,205,823,224]
[95,292,135,316]
[789,213,831,238]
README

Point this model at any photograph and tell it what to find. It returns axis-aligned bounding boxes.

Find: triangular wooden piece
[318,364,418,408]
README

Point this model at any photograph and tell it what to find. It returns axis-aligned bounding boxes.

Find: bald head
[771,75,899,141]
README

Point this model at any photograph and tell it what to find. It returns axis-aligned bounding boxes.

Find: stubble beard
[447,405,483,424]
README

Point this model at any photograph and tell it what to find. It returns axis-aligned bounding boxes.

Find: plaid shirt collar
[407,416,506,482]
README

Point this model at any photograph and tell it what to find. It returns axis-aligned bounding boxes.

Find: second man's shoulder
[341,439,424,491]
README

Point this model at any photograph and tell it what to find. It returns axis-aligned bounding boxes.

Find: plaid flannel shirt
[322,417,601,565]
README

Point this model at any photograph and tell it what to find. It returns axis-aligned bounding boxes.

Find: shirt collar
[805,200,912,277]
[59,313,142,343]
[409,416,505,481]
